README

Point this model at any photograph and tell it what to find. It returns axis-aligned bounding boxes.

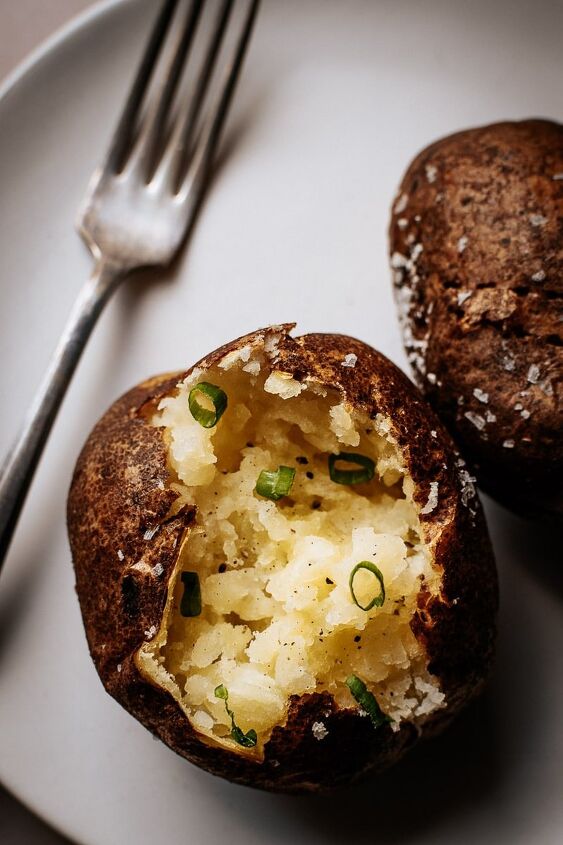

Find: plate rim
[0,4,138,842]
[0,0,129,107]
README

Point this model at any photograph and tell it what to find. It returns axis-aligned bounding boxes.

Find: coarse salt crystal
[521,409,531,420]
[411,243,423,262]
[430,430,437,438]
[312,721,328,740]
[425,164,438,183]
[144,625,157,639]
[341,353,358,368]
[117,664,122,673]
[485,410,496,423]
[143,526,158,541]
[427,372,437,384]
[394,193,408,214]
[457,236,469,254]
[153,563,164,577]
[503,356,516,372]
[529,214,547,227]
[457,290,472,306]
[117,549,124,561]
[464,411,486,430]
[527,364,540,384]
[552,173,563,180]
[531,270,546,282]
[397,217,408,229]
[503,439,515,448]
[473,388,489,403]
[391,251,408,269]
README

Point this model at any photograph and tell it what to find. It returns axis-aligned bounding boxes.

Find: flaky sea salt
[503,439,515,449]
[144,526,158,541]
[341,353,358,368]
[391,251,408,269]
[427,372,437,385]
[473,388,489,404]
[394,193,408,214]
[527,364,541,384]
[464,411,486,430]
[531,270,546,282]
[529,213,548,227]
[425,164,438,183]
[457,290,472,306]
[457,235,469,254]
[312,721,328,740]
[117,549,124,561]
[153,563,164,577]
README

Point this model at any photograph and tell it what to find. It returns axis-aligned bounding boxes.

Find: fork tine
[175,0,260,201]
[104,0,178,175]
[167,0,235,186]
[136,0,204,181]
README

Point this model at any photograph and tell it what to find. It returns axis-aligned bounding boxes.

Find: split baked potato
[67,325,497,792]
[389,119,562,521]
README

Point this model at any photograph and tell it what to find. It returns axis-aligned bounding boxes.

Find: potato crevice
[139,339,445,753]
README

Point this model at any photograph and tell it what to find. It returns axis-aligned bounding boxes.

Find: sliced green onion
[255,465,296,501]
[328,452,375,485]
[188,382,228,428]
[349,561,385,611]
[180,571,201,617]
[214,685,257,748]
[346,674,391,729]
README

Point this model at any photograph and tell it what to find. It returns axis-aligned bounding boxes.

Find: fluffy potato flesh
[138,339,444,755]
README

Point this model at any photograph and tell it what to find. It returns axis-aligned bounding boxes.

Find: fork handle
[0,260,121,572]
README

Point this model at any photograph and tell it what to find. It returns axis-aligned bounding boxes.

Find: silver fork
[0,0,260,570]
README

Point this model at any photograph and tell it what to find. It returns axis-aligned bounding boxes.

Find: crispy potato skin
[389,119,563,521]
[67,327,497,792]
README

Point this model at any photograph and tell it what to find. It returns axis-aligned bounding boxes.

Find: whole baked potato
[67,325,497,792]
[389,119,562,521]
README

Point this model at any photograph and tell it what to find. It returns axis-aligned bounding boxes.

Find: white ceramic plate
[0,1,561,843]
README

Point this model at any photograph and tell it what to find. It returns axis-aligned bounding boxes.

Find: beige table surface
[0,6,96,843]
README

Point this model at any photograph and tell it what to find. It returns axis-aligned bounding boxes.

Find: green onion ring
[255,465,296,501]
[349,561,385,611]
[188,382,228,428]
[214,685,257,748]
[180,571,201,617]
[328,452,375,485]
[346,674,391,729]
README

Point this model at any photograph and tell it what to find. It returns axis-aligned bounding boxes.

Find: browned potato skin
[67,326,497,792]
[389,119,563,521]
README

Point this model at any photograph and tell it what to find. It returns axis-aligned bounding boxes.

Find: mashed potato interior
[139,340,444,753]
